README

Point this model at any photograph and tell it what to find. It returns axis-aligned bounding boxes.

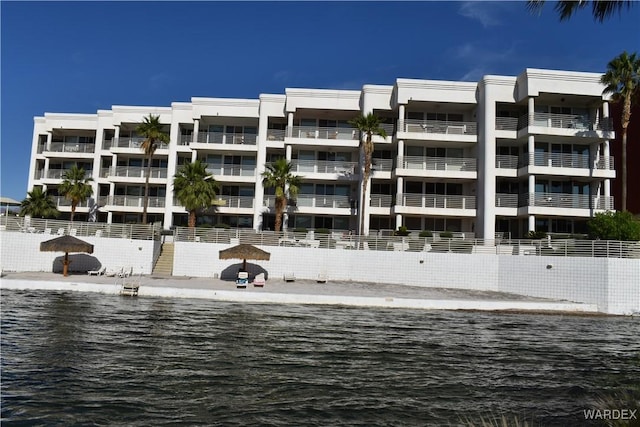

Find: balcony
[290,160,358,176]
[495,117,519,131]
[100,166,168,179]
[495,193,519,208]
[52,196,90,208]
[196,131,257,145]
[520,192,614,210]
[266,129,286,142]
[370,194,393,208]
[217,196,255,209]
[44,142,96,154]
[100,195,166,208]
[372,158,393,172]
[205,165,256,178]
[43,169,94,180]
[296,194,353,209]
[112,137,169,150]
[401,119,477,136]
[287,126,359,141]
[178,134,191,146]
[398,193,476,210]
[397,156,477,172]
[495,155,520,169]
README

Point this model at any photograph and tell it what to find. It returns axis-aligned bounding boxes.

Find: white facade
[27,68,615,238]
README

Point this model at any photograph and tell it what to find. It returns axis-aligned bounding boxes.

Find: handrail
[402,119,477,135]
[518,112,612,131]
[398,193,476,209]
[287,126,359,140]
[397,156,477,171]
[290,160,358,175]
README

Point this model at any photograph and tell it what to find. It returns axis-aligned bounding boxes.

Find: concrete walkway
[0,271,600,314]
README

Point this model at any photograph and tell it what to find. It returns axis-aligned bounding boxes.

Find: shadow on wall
[52,254,101,274]
[220,262,268,281]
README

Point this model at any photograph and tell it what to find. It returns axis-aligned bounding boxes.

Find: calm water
[1,289,639,426]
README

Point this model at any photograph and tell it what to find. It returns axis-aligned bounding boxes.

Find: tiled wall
[1,232,638,315]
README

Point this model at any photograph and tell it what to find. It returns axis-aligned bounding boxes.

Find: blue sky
[1,1,638,201]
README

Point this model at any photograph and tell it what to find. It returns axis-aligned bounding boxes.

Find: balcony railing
[495,117,519,131]
[372,158,393,172]
[287,126,359,140]
[398,156,477,172]
[518,113,612,131]
[112,137,170,150]
[290,160,358,175]
[178,134,192,145]
[398,193,476,209]
[520,193,613,210]
[370,194,393,208]
[402,119,477,135]
[217,195,255,209]
[100,166,168,179]
[196,131,257,145]
[495,155,520,169]
[495,193,519,208]
[205,165,256,177]
[595,156,615,170]
[44,169,94,180]
[52,196,90,208]
[45,142,96,153]
[266,129,286,141]
[296,194,352,209]
[100,195,166,208]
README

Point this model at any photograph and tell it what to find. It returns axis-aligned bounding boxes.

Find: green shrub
[395,226,410,236]
[588,210,640,241]
[293,227,308,233]
[525,230,547,239]
[315,228,330,234]
[439,231,453,238]
[213,223,230,229]
[419,230,433,238]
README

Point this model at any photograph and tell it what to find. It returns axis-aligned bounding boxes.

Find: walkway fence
[2,217,638,259]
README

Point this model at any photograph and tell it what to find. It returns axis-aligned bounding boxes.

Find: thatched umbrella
[40,235,94,276]
[219,244,270,271]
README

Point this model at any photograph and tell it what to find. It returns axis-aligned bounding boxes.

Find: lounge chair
[105,267,121,277]
[284,272,295,282]
[253,273,265,287]
[88,266,106,276]
[236,271,249,288]
[119,266,133,278]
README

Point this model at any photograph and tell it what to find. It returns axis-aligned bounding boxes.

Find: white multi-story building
[27,68,615,239]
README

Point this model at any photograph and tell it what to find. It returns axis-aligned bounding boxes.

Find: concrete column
[44,158,50,178]
[253,108,269,231]
[398,105,405,132]
[602,101,609,121]
[527,135,535,165]
[287,112,294,137]
[397,139,404,164]
[107,211,113,224]
[396,214,402,229]
[191,150,198,162]
[46,131,52,150]
[114,125,120,144]
[285,144,292,161]
[528,97,535,125]
[193,119,200,143]
[528,215,535,232]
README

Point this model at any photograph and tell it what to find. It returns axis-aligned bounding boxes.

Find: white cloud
[458,1,502,27]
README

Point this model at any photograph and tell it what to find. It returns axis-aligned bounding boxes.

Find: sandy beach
[0,271,601,314]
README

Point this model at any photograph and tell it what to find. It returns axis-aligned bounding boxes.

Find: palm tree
[601,51,640,212]
[173,160,220,228]
[262,158,302,232]
[527,0,633,22]
[59,165,93,222]
[136,114,169,224]
[20,187,59,219]
[349,113,387,236]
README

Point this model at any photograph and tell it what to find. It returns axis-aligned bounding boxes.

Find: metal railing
[216,195,255,209]
[205,165,256,177]
[495,155,520,169]
[290,160,358,175]
[398,193,476,210]
[527,152,591,169]
[102,139,113,149]
[398,156,477,172]
[372,158,393,172]
[34,169,95,180]
[178,134,192,145]
[495,117,519,131]
[101,166,168,179]
[51,196,90,208]
[370,194,393,208]
[520,192,614,210]
[495,193,519,208]
[196,131,257,145]
[45,142,96,153]
[266,129,286,141]
[287,126,359,140]
[402,119,477,135]
[112,137,169,150]
[296,195,352,209]
[171,226,640,259]
[0,217,160,240]
[518,112,612,131]
[100,195,166,208]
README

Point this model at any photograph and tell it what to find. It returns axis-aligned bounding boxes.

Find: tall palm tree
[262,158,302,232]
[59,165,93,222]
[349,113,387,236]
[136,114,169,224]
[527,0,633,22]
[173,160,220,228]
[601,51,640,212]
[20,187,59,219]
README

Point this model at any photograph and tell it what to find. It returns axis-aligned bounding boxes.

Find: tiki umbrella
[219,244,270,271]
[40,235,94,277]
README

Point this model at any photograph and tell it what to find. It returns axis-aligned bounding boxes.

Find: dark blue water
[1,289,638,426]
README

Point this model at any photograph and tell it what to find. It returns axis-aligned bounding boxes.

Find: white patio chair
[88,266,106,276]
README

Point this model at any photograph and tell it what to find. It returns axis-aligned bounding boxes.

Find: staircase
[152,243,174,276]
